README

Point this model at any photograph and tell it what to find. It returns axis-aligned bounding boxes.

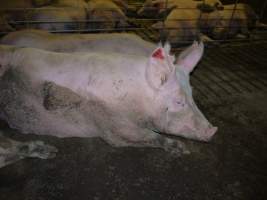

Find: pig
[52,0,88,8]
[211,3,259,39]
[151,5,222,43]
[138,0,197,18]
[87,0,129,31]
[28,6,88,31]
[0,29,156,55]
[0,0,53,30]
[193,0,223,10]
[0,42,217,155]
[0,131,57,168]
[137,0,159,18]
[151,8,202,43]
[137,0,222,18]
[1,0,88,32]
[198,9,223,38]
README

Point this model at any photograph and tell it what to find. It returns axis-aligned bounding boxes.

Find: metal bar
[196,0,205,40]
[160,0,169,43]
[226,0,239,40]
[260,0,267,20]
[10,19,256,27]
[0,6,206,12]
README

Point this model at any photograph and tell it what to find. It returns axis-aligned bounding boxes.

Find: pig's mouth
[152,125,217,143]
[152,130,203,144]
[153,130,192,141]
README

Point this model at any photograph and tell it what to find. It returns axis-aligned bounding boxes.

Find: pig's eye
[176,101,185,107]
[176,101,183,106]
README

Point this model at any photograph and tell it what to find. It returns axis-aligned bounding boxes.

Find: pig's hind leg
[0,132,57,168]
[15,140,58,160]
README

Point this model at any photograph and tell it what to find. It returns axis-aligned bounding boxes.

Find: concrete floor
[0,42,266,200]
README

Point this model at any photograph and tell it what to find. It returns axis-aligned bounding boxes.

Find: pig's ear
[146,46,174,90]
[176,41,204,74]
[164,42,175,64]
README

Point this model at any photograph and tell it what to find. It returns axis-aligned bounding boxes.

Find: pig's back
[9,47,147,99]
[1,30,156,56]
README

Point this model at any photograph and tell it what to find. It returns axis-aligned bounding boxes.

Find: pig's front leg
[103,126,190,155]
[153,134,191,155]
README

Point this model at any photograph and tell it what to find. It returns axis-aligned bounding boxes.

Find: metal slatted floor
[191,42,267,104]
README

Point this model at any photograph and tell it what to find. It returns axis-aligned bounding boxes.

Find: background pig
[198,8,223,39]
[52,0,88,8]
[29,5,88,31]
[0,131,57,168]
[0,0,53,30]
[0,0,88,32]
[137,0,162,18]
[193,0,223,10]
[151,3,223,43]
[211,3,259,39]
[152,8,203,43]
[138,0,198,18]
[0,42,217,154]
[87,0,129,31]
[138,0,222,18]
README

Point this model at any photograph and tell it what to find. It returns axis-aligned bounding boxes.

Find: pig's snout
[201,126,217,142]
[164,112,218,142]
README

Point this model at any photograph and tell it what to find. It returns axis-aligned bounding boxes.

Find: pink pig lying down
[0,41,217,167]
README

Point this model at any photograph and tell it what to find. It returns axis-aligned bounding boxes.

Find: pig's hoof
[17,141,58,159]
[162,138,190,156]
